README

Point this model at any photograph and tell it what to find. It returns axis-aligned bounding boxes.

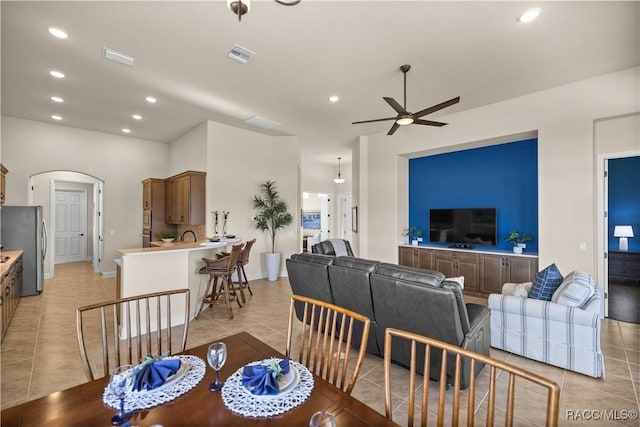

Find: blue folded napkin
[133,357,181,391]
[241,358,290,395]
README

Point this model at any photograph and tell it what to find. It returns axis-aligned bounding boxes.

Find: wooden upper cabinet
[1,164,8,205]
[164,171,206,225]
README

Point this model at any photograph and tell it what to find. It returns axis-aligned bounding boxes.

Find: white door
[55,189,88,263]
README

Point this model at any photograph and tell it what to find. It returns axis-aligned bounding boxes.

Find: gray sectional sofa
[286,253,491,389]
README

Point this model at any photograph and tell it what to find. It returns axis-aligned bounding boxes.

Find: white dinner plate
[244,363,300,399]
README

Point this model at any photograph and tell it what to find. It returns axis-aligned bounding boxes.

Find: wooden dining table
[1,332,400,426]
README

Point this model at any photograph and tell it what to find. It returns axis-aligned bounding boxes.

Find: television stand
[449,243,473,249]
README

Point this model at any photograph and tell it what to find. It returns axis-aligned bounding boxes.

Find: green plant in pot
[504,231,533,254]
[253,180,293,281]
[158,232,176,243]
[403,226,423,245]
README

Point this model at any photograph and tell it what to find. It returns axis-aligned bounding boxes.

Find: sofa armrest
[488,294,600,328]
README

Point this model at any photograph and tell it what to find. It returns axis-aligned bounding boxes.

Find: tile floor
[1,262,639,426]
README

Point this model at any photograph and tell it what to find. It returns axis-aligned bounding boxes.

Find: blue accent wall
[608,156,640,252]
[409,138,538,252]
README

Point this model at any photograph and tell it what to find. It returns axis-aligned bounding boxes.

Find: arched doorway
[29,171,104,278]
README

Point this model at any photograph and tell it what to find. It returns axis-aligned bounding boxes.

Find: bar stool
[237,238,256,298]
[197,243,243,319]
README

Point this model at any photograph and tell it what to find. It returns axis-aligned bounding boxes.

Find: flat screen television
[429,208,497,247]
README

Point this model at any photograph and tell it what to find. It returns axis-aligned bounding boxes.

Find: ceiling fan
[352,64,460,136]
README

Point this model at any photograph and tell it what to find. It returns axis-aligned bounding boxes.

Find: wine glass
[109,364,136,425]
[207,342,227,391]
[309,411,337,427]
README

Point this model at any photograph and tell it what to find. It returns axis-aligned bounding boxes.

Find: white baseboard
[101,270,116,278]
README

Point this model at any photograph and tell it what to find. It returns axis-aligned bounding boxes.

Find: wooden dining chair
[285,294,371,395]
[76,288,190,381]
[383,327,561,427]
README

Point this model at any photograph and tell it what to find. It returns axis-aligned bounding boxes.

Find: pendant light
[334,157,345,184]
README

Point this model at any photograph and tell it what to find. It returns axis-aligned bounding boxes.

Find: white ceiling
[2,1,638,165]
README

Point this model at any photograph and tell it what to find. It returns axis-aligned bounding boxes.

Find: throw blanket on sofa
[329,239,349,256]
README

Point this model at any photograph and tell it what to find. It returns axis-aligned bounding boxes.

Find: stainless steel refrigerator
[1,206,47,296]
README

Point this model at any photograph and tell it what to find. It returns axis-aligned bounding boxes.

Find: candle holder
[212,211,219,237]
[222,211,229,236]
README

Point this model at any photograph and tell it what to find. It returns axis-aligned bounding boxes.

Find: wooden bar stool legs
[196,244,243,319]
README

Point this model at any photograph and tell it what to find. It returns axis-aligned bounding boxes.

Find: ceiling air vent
[102,47,136,66]
[245,115,280,129]
[227,44,255,64]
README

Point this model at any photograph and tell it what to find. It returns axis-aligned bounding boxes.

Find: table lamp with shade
[613,225,634,251]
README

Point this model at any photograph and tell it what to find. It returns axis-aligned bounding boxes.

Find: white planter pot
[265,252,281,281]
[411,240,419,246]
[513,246,523,254]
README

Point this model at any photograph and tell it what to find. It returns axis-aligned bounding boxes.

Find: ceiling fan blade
[387,122,400,135]
[413,96,461,118]
[414,119,447,127]
[352,117,396,124]
[383,97,408,114]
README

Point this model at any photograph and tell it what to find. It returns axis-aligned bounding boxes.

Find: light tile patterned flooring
[1,262,639,426]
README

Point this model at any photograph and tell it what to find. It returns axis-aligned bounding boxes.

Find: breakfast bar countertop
[118,238,241,255]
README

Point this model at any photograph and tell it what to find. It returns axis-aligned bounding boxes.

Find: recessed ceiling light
[132,114,142,120]
[51,115,62,121]
[121,128,131,134]
[50,96,64,103]
[518,8,541,23]
[145,96,157,103]
[47,27,68,39]
[329,95,339,103]
[49,70,65,79]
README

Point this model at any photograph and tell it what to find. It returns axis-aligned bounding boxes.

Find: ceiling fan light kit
[228,0,301,21]
[352,64,460,135]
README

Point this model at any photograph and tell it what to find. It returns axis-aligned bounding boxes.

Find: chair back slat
[286,294,370,395]
[384,328,560,427]
[76,289,190,381]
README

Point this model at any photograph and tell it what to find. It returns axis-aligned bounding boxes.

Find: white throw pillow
[446,276,464,289]
[501,282,532,298]
[552,270,595,307]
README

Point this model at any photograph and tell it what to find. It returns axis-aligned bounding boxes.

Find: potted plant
[504,231,533,254]
[403,226,423,246]
[158,232,176,243]
[253,180,293,281]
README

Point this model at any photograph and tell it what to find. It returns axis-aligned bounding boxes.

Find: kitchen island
[117,239,242,325]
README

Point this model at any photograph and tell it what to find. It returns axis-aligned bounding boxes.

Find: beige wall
[169,120,302,280]
[358,67,640,276]
[1,116,171,274]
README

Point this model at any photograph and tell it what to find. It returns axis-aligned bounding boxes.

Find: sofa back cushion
[529,263,563,301]
[286,254,334,304]
[552,270,595,308]
[373,263,445,287]
[328,257,381,355]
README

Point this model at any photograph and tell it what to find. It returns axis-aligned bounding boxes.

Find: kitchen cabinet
[399,246,435,270]
[141,178,175,247]
[479,254,538,294]
[435,250,479,292]
[1,252,23,341]
[1,164,8,205]
[164,171,206,225]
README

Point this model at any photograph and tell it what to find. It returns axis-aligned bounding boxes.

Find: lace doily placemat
[221,360,314,418]
[103,355,205,412]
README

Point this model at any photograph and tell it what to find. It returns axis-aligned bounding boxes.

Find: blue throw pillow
[529,263,563,301]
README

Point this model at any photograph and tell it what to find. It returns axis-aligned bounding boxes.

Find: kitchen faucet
[180,230,198,242]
